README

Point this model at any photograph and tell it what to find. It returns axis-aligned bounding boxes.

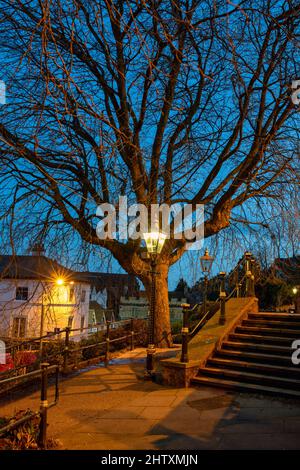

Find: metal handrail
[185,253,261,342]
[188,298,220,338]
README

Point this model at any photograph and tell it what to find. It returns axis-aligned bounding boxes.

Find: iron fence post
[63,327,70,374]
[105,321,111,366]
[38,363,49,449]
[130,318,134,351]
[180,304,190,363]
[219,272,227,325]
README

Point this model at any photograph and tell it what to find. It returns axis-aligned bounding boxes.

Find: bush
[0,410,40,450]
[79,332,105,361]
[0,354,14,373]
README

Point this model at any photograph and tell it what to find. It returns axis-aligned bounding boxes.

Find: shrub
[0,410,40,450]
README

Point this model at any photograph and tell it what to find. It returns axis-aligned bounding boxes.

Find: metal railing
[0,363,59,449]
[0,317,148,447]
[179,251,261,363]
[0,317,148,382]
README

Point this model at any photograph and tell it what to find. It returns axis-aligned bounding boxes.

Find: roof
[0,255,87,283]
[0,255,140,293]
[81,271,139,294]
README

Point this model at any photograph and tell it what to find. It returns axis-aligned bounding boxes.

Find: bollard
[130,318,134,351]
[250,258,256,296]
[180,304,191,363]
[105,321,111,366]
[244,252,252,297]
[219,272,226,325]
[63,327,70,374]
[38,363,49,449]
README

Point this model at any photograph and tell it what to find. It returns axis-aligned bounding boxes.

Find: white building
[0,248,91,340]
[119,292,187,325]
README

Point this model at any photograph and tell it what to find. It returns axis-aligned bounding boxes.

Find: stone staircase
[191,311,300,398]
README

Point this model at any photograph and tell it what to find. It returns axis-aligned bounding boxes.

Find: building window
[80,316,85,332]
[67,316,74,328]
[15,287,28,301]
[12,317,26,337]
[81,290,86,303]
[69,287,75,302]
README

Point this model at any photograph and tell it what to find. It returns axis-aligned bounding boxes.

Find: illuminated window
[16,287,28,301]
[69,287,75,302]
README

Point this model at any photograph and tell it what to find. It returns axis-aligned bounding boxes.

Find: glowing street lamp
[143,230,166,377]
[292,287,298,296]
[143,231,167,255]
[56,278,65,286]
[200,249,214,315]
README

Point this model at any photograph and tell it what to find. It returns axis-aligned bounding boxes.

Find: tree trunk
[142,262,173,348]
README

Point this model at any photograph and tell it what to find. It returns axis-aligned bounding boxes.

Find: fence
[0,318,148,384]
[0,363,59,449]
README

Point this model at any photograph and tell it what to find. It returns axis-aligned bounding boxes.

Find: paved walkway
[1,349,300,450]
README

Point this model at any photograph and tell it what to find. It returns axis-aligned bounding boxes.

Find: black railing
[0,317,148,382]
[179,251,261,363]
[0,363,59,449]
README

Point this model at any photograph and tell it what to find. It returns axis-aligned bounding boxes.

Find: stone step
[207,357,300,378]
[222,340,292,356]
[191,376,300,399]
[215,348,292,366]
[228,333,294,346]
[235,325,300,339]
[242,319,300,329]
[197,366,300,390]
[249,312,300,321]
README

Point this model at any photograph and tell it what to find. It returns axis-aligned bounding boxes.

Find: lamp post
[143,231,166,377]
[200,249,214,315]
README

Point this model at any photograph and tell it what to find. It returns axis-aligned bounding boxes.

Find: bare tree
[0,0,299,345]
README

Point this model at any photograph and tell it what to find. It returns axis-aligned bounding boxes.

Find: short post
[244,252,252,297]
[180,304,190,363]
[219,272,226,325]
[234,269,240,298]
[105,321,111,366]
[130,318,134,351]
[250,257,256,296]
[238,282,243,298]
[38,363,49,449]
[63,327,70,374]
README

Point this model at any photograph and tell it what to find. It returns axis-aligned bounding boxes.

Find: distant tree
[175,278,188,294]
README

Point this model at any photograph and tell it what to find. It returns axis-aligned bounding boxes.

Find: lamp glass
[200,249,214,274]
[143,231,167,255]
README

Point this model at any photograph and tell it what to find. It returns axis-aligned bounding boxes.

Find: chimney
[31,243,45,256]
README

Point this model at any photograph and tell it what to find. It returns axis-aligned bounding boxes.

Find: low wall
[160,297,258,387]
